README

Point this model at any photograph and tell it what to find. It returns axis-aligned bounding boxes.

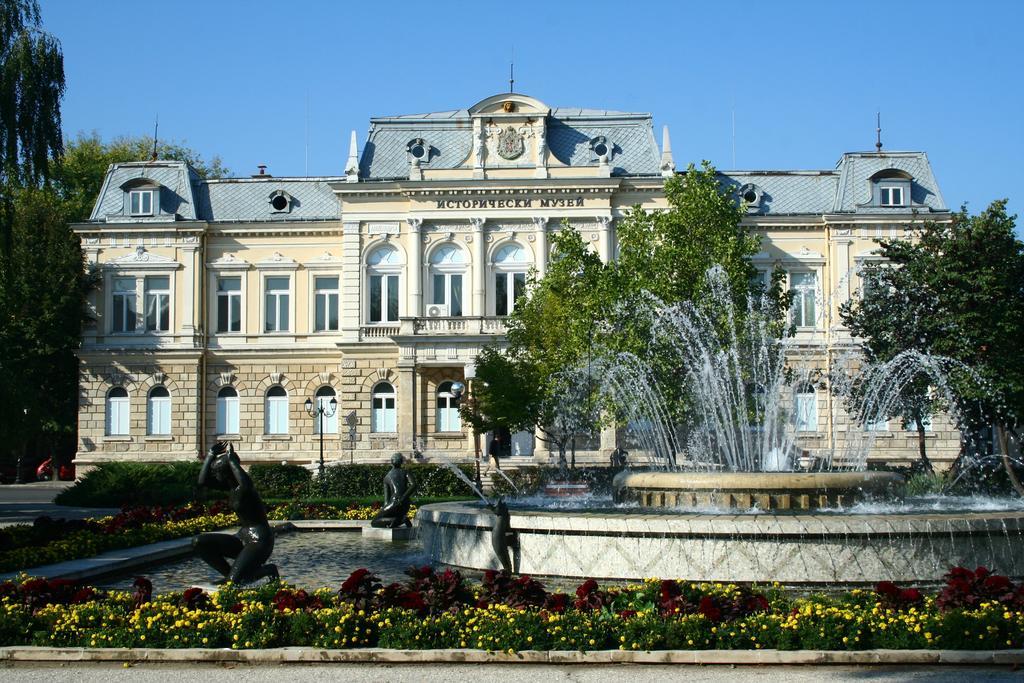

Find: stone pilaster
[407,218,423,317]
[340,221,362,342]
[533,216,548,278]
[396,362,416,452]
[471,218,486,316]
[596,216,613,262]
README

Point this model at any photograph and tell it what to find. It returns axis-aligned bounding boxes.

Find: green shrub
[315,463,476,498]
[906,472,945,496]
[55,462,207,508]
[490,466,619,496]
[249,463,312,498]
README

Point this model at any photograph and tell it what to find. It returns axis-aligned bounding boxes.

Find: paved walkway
[0,481,117,527]
[0,663,1015,682]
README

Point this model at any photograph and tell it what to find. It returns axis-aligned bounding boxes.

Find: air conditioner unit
[426,304,449,318]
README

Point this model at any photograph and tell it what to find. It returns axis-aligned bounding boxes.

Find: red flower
[698,596,722,622]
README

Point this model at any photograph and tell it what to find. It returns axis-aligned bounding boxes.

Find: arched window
[371,382,397,433]
[106,387,130,436]
[147,386,171,436]
[366,245,402,323]
[314,386,338,434]
[216,386,239,435]
[429,244,466,317]
[265,385,289,435]
[794,385,818,432]
[436,381,461,432]
[493,243,529,316]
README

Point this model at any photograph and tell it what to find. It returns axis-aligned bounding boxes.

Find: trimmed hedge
[56,462,479,508]
[490,466,619,496]
[54,462,209,508]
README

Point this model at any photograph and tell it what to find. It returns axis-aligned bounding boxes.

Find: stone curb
[1,647,1022,665]
[0,520,376,583]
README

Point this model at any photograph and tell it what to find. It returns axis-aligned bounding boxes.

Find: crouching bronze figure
[193,442,279,584]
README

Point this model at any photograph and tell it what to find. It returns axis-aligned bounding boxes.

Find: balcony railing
[359,317,508,340]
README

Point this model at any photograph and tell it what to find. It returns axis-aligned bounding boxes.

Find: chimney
[252,164,271,178]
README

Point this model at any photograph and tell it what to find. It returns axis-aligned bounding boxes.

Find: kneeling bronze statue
[193,442,279,584]
[371,452,415,528]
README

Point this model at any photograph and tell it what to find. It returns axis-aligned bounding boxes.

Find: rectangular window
[495,273,508,316]
[906,414,933,432]
[217,277,242,333]
[148,397,171,435]
[112,277,137,332]
[264,276,290,332]
[790,271,817,328]
[145,276,170,332]
[880,186,904,206]
[314,276,340,331]
[513,272,526,310]
[432,273,463,316]
[795,392,818,431]
[129,190,154,216]
[369,274,399,323]
[866,416,888,432]
[372,395,396,432]
[216,396,239,434]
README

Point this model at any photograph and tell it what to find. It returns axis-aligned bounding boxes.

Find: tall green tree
[840,201,1024,475]
[469,163,784,468]
[0,0,64,188]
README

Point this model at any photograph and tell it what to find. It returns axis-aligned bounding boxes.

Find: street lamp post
[304,395,338,479]
[449,379,482,491]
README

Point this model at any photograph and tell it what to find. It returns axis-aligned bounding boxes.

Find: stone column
[595,216,613,263]
[533,216,548,277]
[340,221,362,342]
[471,217,486,316]
[396,361,416,452]
[406,218,423,318]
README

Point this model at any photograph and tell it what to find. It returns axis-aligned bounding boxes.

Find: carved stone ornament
[151,371,165,386]
[318,371,332,385]
[496,125,525,160]
[269,372,283,385]
[219,371,235,387]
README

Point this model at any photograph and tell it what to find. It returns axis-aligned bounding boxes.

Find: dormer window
[129,189,154,216]
[869,168,912,209]
[268,190,293,213]
[879,186,904,206]
[739,183,763,212]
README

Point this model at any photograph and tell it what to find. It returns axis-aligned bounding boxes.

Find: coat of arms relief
[485,121,538,163]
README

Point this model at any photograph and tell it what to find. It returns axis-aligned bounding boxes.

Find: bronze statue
[193,442,278,584]
[487,496,518,573]
[370,452,415,528]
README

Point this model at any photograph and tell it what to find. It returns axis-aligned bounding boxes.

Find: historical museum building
[72,92,954,470]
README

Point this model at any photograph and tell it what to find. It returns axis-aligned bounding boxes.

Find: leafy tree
[0,0,64,188]
[0,186,96,472]
[467,163,784,468]
[839,253,943,472]
[840,201,1024,476]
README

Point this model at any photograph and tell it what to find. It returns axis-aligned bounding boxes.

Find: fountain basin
[613,470,906,511]
[417,501,1024,584]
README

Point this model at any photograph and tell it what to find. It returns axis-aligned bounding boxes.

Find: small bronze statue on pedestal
[193,442,279,584]
[370,452,415,528]
[487,496,518,573]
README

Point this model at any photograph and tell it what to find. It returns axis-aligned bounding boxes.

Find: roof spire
[660,125,675,178]
[344,130,359,183]
[875,111,882,152]
[151,114,159,161]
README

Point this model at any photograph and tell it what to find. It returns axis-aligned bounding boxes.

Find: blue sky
[41,0,1024,227]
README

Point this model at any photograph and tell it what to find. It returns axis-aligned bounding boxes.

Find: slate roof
[89,161,342,223]
[719,152,947,216]
[359,106,661,180]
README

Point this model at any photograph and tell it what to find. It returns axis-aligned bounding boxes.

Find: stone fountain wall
[417,502,1024,584]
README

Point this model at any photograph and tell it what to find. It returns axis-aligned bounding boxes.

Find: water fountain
[418,269,1024,584]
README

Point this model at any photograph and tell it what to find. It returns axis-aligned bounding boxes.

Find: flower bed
[2,566,1023,651]
[0,502,409,573]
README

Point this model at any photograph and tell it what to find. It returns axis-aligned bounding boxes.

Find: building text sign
[434,196,585,210]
